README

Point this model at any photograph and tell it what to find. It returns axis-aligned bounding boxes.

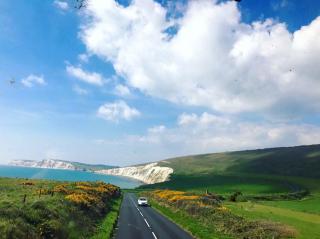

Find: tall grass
[91,196,123,239]
[0,177,121,239]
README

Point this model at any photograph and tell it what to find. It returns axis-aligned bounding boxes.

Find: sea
[0,165,142,189]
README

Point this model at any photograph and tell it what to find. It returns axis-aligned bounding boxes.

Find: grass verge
[149,198,231,239]
[91,195,123,239]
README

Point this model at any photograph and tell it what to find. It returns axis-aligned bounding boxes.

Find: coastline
[94,170,147,185]
[0,165,142,189]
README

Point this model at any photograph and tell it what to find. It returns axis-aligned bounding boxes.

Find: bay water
[0,165,142,188]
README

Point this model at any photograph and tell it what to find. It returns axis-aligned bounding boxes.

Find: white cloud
[54,0,69,11]
[178,112,230,126]
[92,112,320,164]
[114,84,131,96]
[21,74,46,88]
[73,85,89,95]
[97,100,140,122]
[80,0,320,118]
[66,65,105,86]
[148,125,166,133]
[78,53,90,63]
[170,113,320,153]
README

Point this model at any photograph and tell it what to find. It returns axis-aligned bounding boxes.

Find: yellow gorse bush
[75,182,91,187]
[53,184,69,194]
[65,193,98,206]
[152,190,199,202]
[76,185,96,191]
[169,195,200,202]
[62,181,120,207]
[154,190,184,199]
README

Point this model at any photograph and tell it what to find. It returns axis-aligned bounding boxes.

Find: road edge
[147,198,197,239]
[91,194,123,239]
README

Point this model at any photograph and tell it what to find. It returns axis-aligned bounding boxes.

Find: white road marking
[152,231,158,239]
[129,195,158,239]
[144,218,150,228]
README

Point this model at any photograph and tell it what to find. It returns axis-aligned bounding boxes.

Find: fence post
[23,194,27,203]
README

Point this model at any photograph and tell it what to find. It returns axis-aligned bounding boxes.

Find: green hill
[67,161,118,171]
[158,144,320,177]
[141,144,320,193]
[139,144,320,239]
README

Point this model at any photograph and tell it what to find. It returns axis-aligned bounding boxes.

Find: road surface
[114,193,194,239]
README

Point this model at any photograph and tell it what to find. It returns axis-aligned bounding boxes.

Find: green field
[260,193,320,214]
[142,173,293,194]
[140,144,320,238]
[0,177,120,239]
[226,199,320,239]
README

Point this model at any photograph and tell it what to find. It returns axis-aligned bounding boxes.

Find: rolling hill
[141,144,320,193]
[139,144,320,238]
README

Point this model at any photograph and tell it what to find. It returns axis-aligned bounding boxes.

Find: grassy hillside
[139,144,320,238]
[141,144,320,194]
[158,144,320,178]
[0,177,120,239]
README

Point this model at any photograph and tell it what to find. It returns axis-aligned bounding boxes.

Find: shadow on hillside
[226,145,320,178]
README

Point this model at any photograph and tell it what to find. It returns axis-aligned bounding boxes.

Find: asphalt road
[114,193,194,239]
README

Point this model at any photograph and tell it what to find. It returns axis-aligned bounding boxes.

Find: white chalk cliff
[96,163,173,184]
[9,159,75,170]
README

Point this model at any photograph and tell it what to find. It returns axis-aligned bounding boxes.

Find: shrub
[65,193,99,207]
[229,191,242,202]
[38,220,67,239]
[147,190,296,239]
[0,217,37,239]
[0,178,121,239]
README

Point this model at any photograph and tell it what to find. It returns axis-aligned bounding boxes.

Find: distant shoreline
[0,165,142,189]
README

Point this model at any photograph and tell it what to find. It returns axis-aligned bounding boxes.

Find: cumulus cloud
[114,84,131,96]
[80,0,320,117]
[21,74,46,88]
[78,53,90,63]
[73,85,89,95]
[171,113,312,151]
[97,100,140,121]
[178,112,231,126]
[66,65,105,86]
[93,112,320,164]
[54,0,69,11]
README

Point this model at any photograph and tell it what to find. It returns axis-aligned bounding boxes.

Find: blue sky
[0,0,320,166]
